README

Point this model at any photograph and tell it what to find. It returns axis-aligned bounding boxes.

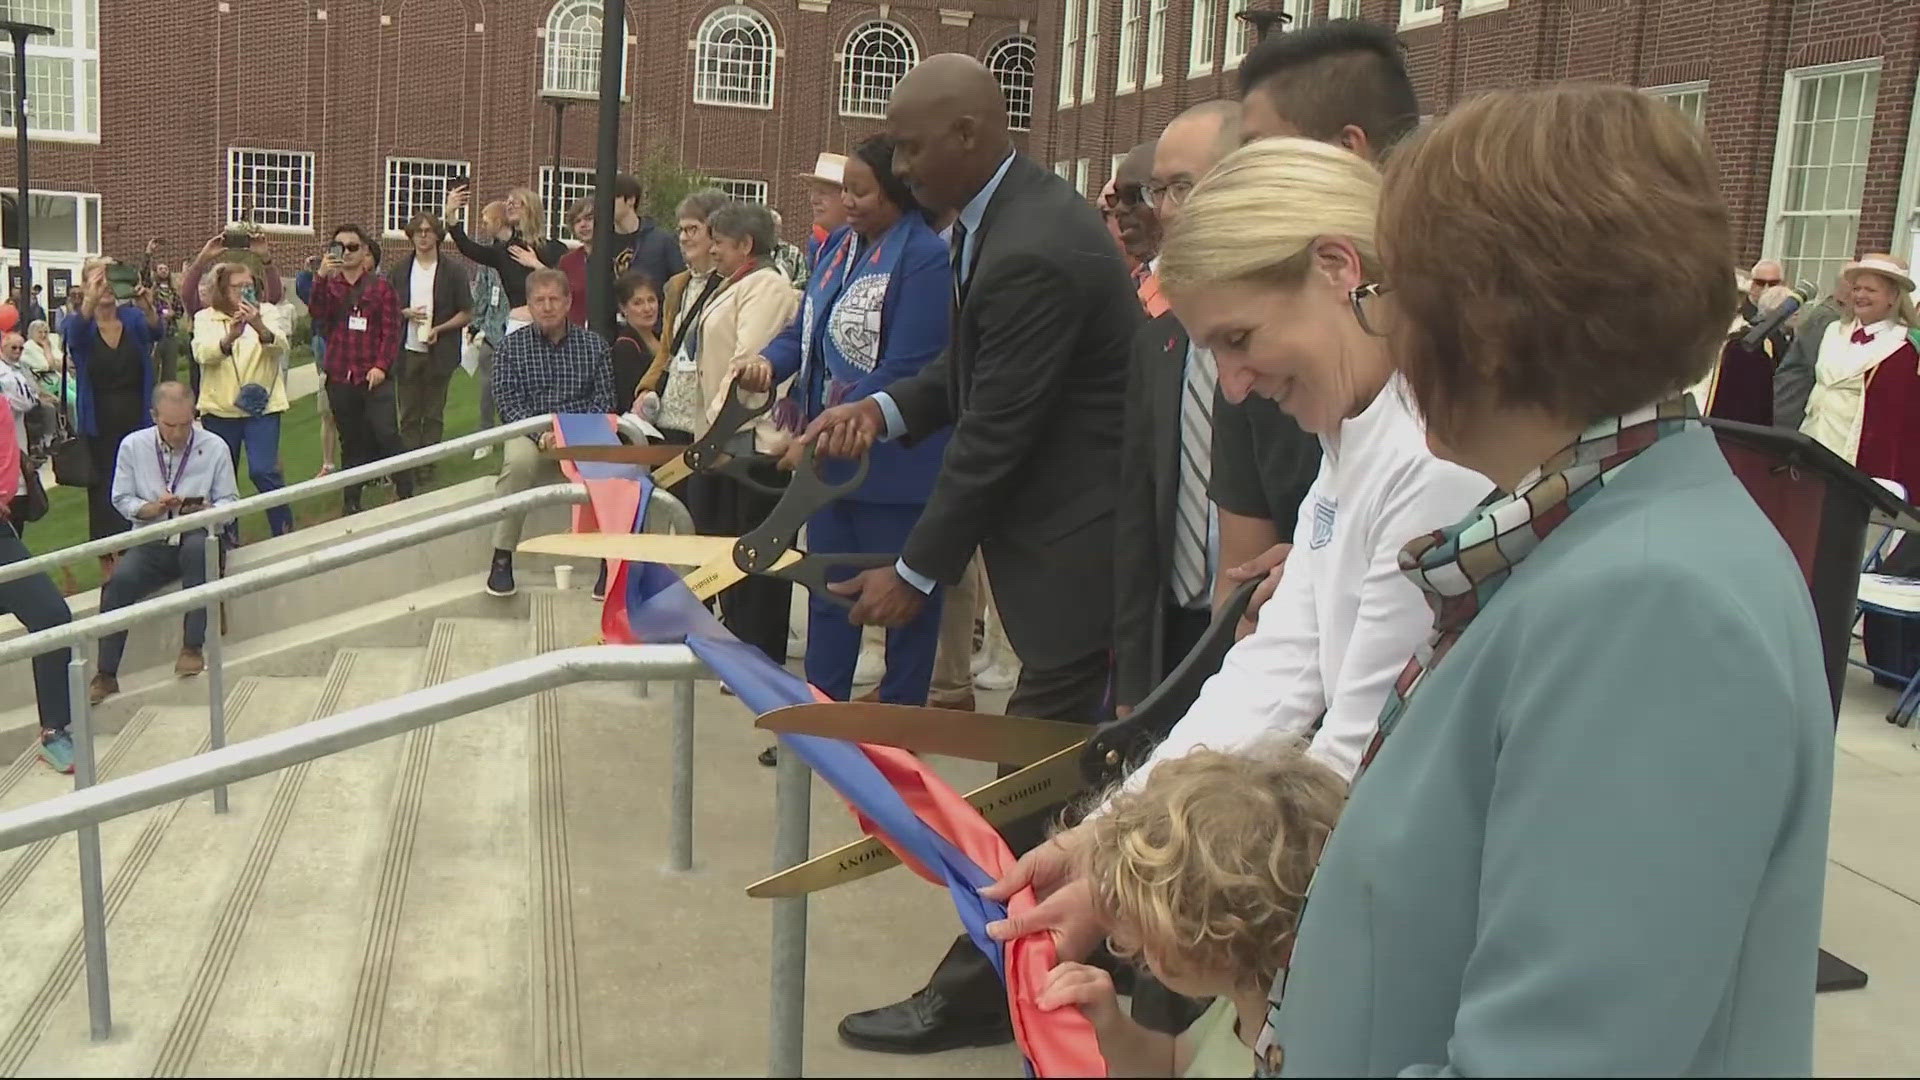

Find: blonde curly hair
[1079,740,1345,995]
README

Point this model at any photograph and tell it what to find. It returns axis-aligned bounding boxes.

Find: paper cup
[554,564,575,591]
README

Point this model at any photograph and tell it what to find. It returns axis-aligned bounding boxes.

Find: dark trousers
[804,499,943,704]
[202,413,292,536]
[327,379,412,510]
[98,532,218,676]
[85,430,135,541]
[396,349,454,452]
[685,467,791,665]
[0,520,73,730]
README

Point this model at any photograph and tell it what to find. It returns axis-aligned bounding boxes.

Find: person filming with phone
[87,381,239,706]
[310,223,412,514]
[192,260,294,536]
[443,183,567,337]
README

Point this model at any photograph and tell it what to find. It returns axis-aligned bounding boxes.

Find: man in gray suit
[795,53,1139,1052]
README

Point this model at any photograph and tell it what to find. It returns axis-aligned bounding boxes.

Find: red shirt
[559,245,590,326]
[309,271,401,385]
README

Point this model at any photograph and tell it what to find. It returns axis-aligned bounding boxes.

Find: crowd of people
[1,14,1898,1075]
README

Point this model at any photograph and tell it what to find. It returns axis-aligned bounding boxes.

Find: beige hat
[1843,254,1916,294]
[799,152,847,187]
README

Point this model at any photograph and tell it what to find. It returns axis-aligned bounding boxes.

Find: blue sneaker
[37,729,74,775]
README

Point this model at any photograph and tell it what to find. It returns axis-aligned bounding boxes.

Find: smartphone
[179,496,207,511]
[241,285,258,307]
[327,241,345,261]
[223,230,250,249]
[106,262,141,301]
[446,174,471,195]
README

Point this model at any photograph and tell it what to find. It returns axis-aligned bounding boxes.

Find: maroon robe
[1855,338,1920,498]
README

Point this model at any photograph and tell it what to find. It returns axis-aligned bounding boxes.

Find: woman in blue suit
[736,134,952,705]
[62,270,158,558]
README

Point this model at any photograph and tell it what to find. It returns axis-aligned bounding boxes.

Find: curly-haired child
[1037,740,1344,1077]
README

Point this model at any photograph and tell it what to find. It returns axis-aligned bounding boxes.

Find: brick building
[1029,0,1920,290]
[0,0,1040,299]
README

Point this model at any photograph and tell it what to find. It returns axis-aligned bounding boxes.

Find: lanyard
[156,431,194,493]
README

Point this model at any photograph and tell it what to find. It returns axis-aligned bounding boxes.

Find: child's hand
[1038,961,1123,1031]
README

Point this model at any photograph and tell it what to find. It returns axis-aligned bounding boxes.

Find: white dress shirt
[110,423,241,524]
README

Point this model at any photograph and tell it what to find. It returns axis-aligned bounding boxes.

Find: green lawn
[26,364,499,596]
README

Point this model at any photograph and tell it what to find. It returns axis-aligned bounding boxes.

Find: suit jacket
[887,154,1140,668]
[386,255,472,375]
[1772,298,1844,431]
[1113,312,1191,706]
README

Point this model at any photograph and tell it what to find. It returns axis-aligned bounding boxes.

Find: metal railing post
[669,677,696,872]
[202,527,228,814]
[67,652,112,1041]
[767,746,811,1077]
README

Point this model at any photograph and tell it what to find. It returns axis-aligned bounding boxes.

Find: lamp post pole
[1,21,55,305]
[1237,8,1292,44]
[587,0,625,341]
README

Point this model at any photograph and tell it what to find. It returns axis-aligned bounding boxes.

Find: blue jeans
[0,520,73,729]
[803,499,943,704]
[98,532,220,676]
[202,413,292,536]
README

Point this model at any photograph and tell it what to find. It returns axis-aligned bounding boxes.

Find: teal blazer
[1274,426,1833,1076]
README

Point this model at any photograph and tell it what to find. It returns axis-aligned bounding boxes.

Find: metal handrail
[0,412,654,589]
[0,645,706,851]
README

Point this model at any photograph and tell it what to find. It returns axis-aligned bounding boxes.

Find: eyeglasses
[1142,179,1195,210]
[1111,182,1147,208]
[1350,282,1393,338]
[339,242,363,253]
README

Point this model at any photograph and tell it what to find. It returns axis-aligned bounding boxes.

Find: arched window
[987,36,1037,132]
[695,5,778,110]
[543,0,628,98]
[838,20,920,118]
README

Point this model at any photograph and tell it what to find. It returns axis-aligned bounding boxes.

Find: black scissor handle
[684,376,776,473]
[768,552,898,608]
[733,444,872,574]
[709,453,791,497]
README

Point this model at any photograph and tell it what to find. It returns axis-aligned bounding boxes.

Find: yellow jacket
[191,304,292,419]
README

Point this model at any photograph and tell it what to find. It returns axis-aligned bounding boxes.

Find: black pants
[684,465,790,666]
[0,519,73,730]
[327,379,412,509]
[85,430,135,542]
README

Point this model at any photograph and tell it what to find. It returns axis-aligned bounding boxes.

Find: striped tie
[1172,346,1217,606]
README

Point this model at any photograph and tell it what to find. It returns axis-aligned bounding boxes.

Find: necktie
[1172,346,1218,607]
[1853,326,1876,345]
[949,221,969,309]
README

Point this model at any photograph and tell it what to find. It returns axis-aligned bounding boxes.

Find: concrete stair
[0,588,1015,1077]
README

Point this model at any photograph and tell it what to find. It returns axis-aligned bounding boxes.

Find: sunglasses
[1751,277,1781,288]
[338,242,364,253]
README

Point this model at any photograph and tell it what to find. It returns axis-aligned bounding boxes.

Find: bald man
[799,53,1139,1054]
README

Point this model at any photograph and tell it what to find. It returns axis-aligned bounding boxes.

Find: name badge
[348,315,370,332]
[672,352,697,373]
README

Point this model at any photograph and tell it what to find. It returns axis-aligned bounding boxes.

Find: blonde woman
[192,260,295,535]
[444,184,567,332]
[1800,254,1920,491]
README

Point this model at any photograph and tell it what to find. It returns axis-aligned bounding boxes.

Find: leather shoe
[928,691,976,712]
[87,673,118,707]
[175,647,205,677]
[837,988,1013,1054]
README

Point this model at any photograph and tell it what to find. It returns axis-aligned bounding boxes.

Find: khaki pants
[931,554,984,699]
[491,436,563,551]
[396,348,453,451]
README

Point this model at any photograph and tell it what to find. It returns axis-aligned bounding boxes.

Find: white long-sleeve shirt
[110,423,240,523]
[1132,376,1492,784]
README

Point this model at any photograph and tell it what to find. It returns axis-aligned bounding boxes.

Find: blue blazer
[766,216,951,505]
[61,305,157,437]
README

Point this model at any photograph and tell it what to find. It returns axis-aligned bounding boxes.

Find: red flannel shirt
[309,270,401,385]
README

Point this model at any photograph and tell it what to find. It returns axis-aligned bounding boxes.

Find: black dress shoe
[837,988,1013,1054]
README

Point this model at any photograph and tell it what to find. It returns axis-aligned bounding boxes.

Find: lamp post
[1,20,55,307]
[1236,8,1292,43]
[544,96,571,234]
[586,0,625,342]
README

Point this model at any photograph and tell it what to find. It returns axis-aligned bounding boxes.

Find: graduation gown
[1802,317,1920,496]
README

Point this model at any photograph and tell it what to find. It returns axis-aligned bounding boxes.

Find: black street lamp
[1236,8,1293,43]
[586,0,625,342]
[1,20,55,308]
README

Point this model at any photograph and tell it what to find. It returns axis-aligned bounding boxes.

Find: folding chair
[1847,480,1920,726]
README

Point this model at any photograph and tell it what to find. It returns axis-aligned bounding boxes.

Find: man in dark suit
[794,53,1138,1053]
[387,213,472,484]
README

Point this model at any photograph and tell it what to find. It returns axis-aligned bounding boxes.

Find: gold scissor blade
[755,702,1089,765]
[543,444,689,467]
[516,532,744,565]
[682,548,803,601]
[744,744,1090,898]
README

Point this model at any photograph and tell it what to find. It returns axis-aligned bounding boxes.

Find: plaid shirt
[309,270,401,385]
[490,323,618,426]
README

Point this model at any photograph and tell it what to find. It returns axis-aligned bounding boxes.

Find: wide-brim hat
[799,152,847,187]
[1842,255,1916,294]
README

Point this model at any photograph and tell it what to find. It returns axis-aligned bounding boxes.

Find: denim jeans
[97,532,218,676]
[201,412,292,536]
[0,519,74,729]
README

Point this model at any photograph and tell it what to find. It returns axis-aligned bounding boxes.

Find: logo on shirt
[1309,495,1337,549]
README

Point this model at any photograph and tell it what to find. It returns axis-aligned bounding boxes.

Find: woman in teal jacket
[1256,86,1833,1076]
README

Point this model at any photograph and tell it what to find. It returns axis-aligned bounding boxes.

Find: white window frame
[714,178,770,204]
[1896,69,1920,271]
[694,4,778,111]
[1762,59,1884,292]
[1144,0,1168,87]
[0,0,98,143]
[227,148,316,234]
[1058,0,1081,108]
[1075,158,1091,197]
[383,157,472,238]
[0,187,101,257]
[1188,0,1219,78]
[1116,0,1142,94]
[539,166,597,244]
[1400,0,1444,30]
[1080,0,1101,103]
[541,0,631,99]
[838,20,920,119]
[1224,0,1252,67]
[988,36,1037,132]
[1111,153,1126,181]
[1330,0,1362,17]
[1643,80,1708,128]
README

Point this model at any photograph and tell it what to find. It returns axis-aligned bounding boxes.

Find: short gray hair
[526,268,571,297]
[152,381,194,409]
[707,202,779,258]
[676,187,731,224]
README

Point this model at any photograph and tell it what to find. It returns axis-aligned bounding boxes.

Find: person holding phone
[192,259,295,536]
[60,264,159,576]
[88,381,240,706]
[443,184,567,336]
[310,223,412,514]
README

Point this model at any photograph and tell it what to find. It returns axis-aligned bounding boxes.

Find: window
[542,0,629,98]
[1767,62,1882,290]
[695,4,777,110]
[1331,0,1362,16]
[0,0,99,140]
[988,36,1037,131]
[384,158,472,237]
[539,166,596,242]
[1076,158,1091,197]
[1112,153,1126,180]
[839,20,919,118]
[1645,81,1708,127]
[714,178,769,204]
[1144,0,1168,86]
[1,189,101,255]
[1054,160,1070,179]
[1059,0,1081,107]
[1116,0,1142,93]
[1225,0,1252,65]
[1400,0,1443,28]
[1188,0,1219,75]
[228,149,315,232]
[1080,0,1101,103]
[1460,0,1509,14]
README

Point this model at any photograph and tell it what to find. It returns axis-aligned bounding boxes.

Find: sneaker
[175,647,205,677]
[976,660,1019,692]
[486,550,517,597]
[853,645,884,686]
[87,673,118,707]
[971,646,994,677]
[36,729,74,775]
[591,563,609,602]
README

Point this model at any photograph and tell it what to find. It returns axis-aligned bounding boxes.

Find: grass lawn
[25,363,500,597]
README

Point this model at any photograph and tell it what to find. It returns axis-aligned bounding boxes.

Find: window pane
[0,192,82,252]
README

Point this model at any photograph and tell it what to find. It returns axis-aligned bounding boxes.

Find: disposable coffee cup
[554,564,575,591]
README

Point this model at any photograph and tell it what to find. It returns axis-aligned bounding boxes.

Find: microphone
[1740,278,1820,350]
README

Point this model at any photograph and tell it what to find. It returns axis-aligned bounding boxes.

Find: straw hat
[799,152,847,187]
[1842,254,1916,294]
